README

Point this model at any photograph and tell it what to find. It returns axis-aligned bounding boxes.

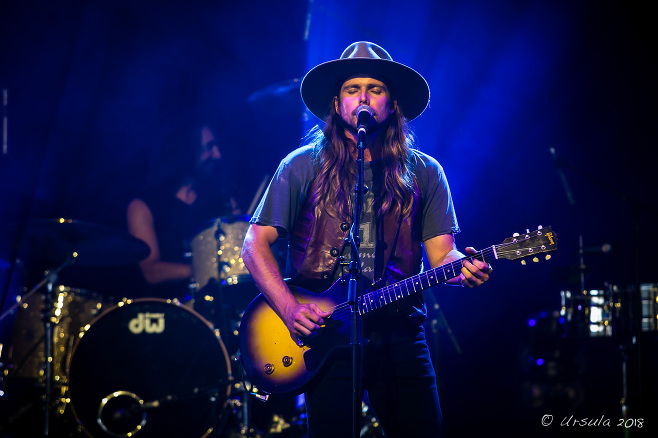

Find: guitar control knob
[282,356,293,367]
[264,363,275,375]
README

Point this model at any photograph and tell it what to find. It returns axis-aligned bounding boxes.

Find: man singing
[242,41,492,437]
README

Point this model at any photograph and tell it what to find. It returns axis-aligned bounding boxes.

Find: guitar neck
[359,246,497,315]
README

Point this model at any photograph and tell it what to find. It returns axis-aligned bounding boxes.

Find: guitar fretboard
[358,246,498,314]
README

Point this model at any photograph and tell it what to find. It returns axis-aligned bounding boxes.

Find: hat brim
[301,58,430,122]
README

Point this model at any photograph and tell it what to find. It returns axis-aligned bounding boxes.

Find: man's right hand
[242,223,333,345]
[283,302,332,345]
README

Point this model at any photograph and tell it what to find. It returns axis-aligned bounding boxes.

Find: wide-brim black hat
[301,41,430,122]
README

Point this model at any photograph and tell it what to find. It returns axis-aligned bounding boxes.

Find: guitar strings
[322,232,547,324]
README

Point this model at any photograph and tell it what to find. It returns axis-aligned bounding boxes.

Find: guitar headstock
[496,226,558,263]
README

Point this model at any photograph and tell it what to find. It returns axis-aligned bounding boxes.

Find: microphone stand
[348,126,366,438]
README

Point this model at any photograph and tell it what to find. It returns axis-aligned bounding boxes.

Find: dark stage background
[1,0,656,437]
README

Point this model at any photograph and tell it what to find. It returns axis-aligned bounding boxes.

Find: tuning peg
[545,255,551,260]
[538,225,543,230]
[532,257,539,263]
[521,260,526,265]
[513,233,520,238]
[526,229,530,234]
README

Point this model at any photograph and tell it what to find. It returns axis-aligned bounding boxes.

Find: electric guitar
[239,226,557,394]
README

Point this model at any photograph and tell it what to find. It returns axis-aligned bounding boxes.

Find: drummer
[127,121,240,300]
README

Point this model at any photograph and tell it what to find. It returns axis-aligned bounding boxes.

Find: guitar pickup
[297,317,339,348]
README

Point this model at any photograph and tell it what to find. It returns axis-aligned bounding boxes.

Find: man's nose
[359,89,369,104]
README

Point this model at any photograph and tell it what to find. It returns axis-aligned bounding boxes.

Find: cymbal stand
[13,256,73,437]
[42,273,57,437]
[0,257,71,324]
[427,290,462,355]
[0,257,72,437]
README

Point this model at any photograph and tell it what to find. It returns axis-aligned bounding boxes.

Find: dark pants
[304,324,444,438]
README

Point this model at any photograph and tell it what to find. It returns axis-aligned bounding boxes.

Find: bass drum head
[68,299,231,438]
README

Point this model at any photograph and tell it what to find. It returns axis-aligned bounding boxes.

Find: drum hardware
[223,352,314,438]
[188,216,266,357]
[96,385,230,438]
[188,216,248,355]
[189,215,252,292]
[550,149,654,430]
[359,401,384,438]
[638,283,657,332]
[2,272,90,437]
[246,174,271,218]
[8,257,73,436]
[4,218,150,269]
[560,283,657,338]
[187,210,285,301]
[97,390,147,437]
[6,285,116,384]
[555,281,655,433]
[560,287,615,337]
[185,211,302,436]
[68,299,233,438]
[232,352,270,437]
[1,256,25,369]
[0,218,150,436]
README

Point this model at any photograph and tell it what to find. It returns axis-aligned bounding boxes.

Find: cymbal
[247,78,301,103]
[8,218,150,267]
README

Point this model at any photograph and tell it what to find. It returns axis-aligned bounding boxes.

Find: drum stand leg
[620,342,630,428]
[31,259,72,437]
[242,387,251,435]
[617,283,645,437]
[42,271,60,437]
[0,262,68,437]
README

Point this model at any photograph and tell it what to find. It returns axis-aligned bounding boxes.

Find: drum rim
[67,297,233,438]
[188,214,251,239]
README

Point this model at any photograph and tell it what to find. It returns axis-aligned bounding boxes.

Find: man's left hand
[459,247,492,288]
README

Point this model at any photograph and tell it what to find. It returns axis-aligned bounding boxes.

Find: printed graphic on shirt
[358,189,376,281]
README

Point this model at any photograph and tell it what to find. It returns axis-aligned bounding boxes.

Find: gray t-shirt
[251,144,460,281]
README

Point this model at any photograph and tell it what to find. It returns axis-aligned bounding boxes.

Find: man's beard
[190,158,234,215]
[192,158,226,194]
[197,157,222,178]
[340,112,388,136]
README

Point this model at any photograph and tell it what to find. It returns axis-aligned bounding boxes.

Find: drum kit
[556,236,656,338]
[522,235,658,423]
[559,283,657,338]
[0,217,303,438]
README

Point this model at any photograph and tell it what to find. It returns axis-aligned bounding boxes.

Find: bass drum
[68,299,232,438]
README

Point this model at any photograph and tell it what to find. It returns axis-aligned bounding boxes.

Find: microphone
[356,105,374,136]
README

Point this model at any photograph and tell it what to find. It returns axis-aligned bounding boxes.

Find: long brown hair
[307,103,417,220]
